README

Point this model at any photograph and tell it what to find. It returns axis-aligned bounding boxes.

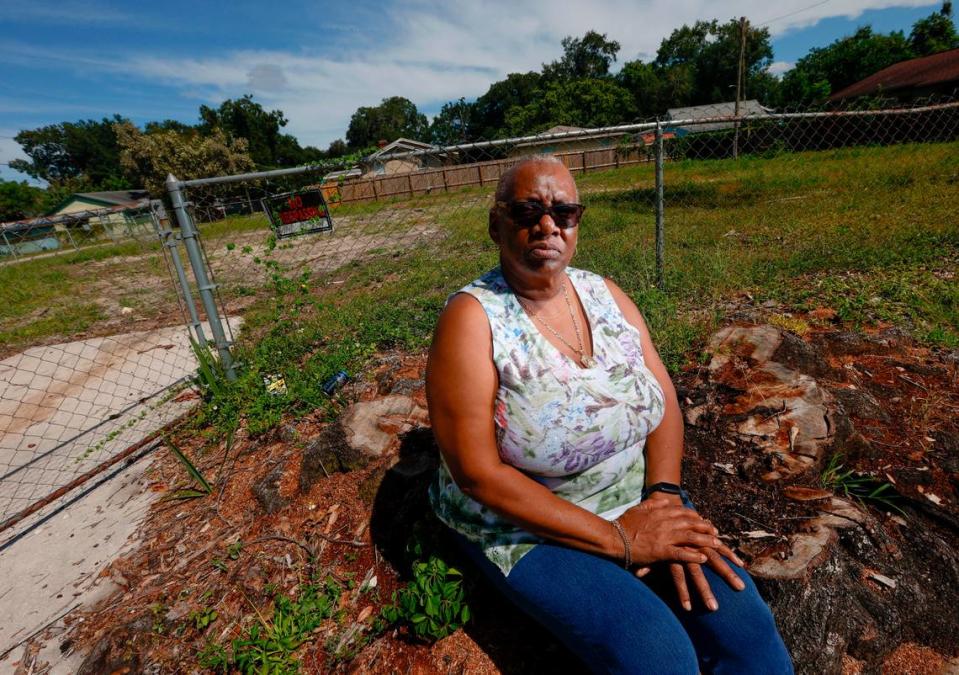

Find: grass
[820,452,904,514]
[0,237,169,355]
[182,141,957,435]
[4,141,957,433]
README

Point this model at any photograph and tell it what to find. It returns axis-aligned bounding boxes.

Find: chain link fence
[654,97,959,350]
[176,93,958,373]
[1,95,956,541]
[0,201,208,540]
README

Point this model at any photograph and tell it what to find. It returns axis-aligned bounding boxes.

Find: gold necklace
[517,281,596,368]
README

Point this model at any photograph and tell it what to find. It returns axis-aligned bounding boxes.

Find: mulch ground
[29,308,959,674]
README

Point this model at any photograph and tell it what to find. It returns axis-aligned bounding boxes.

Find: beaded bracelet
[611,519,631,569]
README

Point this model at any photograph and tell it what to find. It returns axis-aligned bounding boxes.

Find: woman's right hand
[615,499,720,566]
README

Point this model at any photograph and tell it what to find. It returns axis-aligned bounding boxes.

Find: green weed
[820,453,904,514]
[380,555,470,642]
[197,579,341,674]
[189,606,218,632]
[165,437,213,499]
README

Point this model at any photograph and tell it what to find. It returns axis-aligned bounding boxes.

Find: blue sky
[0,0,952,183]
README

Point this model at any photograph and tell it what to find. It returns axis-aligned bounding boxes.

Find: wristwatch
[642,482,683,499]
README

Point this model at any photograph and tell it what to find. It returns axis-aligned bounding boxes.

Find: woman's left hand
[634,493,747,611]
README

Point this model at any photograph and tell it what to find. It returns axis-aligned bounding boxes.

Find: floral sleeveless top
[429,266,666,576]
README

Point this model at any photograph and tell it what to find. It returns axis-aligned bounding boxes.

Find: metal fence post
[151,201,209,347]
[61,224,79,250]
[655,120,665,290]
[1,230,18,258]
[165,174,237,380]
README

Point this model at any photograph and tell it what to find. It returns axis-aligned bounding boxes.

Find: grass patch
[4,141,956,436]
[184,140,958,436]
[0,237,173,354]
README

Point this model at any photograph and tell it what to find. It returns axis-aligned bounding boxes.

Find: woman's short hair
[494,154,569,203]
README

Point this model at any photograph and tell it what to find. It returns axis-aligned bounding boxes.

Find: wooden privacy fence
[326,143,654,206]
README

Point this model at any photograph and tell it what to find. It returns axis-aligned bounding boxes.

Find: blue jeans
[448,512,794,674]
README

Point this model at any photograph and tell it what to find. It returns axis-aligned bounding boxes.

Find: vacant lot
[2,141,956,382]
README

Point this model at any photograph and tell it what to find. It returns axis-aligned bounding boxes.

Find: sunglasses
[496,200,586,229]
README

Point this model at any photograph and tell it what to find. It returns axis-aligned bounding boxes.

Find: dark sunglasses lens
[552,204,583,227]
[509,202,544,225]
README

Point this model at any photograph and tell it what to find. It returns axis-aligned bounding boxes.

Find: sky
[0,0,952,183]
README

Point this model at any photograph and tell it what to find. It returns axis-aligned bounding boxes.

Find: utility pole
[733,16,747,159]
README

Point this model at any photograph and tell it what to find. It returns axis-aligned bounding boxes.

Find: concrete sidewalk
[0,449,158,673]
[0,319,240,525]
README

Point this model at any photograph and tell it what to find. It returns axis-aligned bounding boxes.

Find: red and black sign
[261,189,334,239]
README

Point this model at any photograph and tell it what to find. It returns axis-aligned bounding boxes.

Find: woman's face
[490,162,580,280]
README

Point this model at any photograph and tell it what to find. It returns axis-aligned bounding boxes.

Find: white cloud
[767,61,795,75]
[3,0,942,147]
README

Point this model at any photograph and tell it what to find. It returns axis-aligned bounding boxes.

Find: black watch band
[642,482,683,499]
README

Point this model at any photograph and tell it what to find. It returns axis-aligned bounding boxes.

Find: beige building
[50,190,151,239]
[507,125,630,158]
[361,138,450,177]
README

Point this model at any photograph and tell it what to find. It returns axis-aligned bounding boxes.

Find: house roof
[667,100,770,132]
[512,124,630,149]
[50,189,149,215]
[829,48,959,101]
[542,125,586,135]
[322,168,362,181]
[368,138,436,160]
[4,199,150,232]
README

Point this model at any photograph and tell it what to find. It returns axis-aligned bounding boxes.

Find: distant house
[507,125,629,157]
[49,189,151,240]
[360,138,449,177]
[50,190,150,216]
[829,48,959,102]
[1,189,153,256]
[666,100,771,134]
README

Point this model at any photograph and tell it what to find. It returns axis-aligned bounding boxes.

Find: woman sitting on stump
[425,156,794,674]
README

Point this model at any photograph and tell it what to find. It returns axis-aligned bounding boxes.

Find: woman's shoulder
[458,267,508,296]
[567,265,612,288]
[448,267,513,313]
[567,266,620,302]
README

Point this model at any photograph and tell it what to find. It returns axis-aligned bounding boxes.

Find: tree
[909,2,959,56]
[779,26,914,105]
[144,119,197,135]
[199,95,298,168]
[114,122,255,195]
[345,96,429,148]
[10,116,130,187]
[617,60,667,119]
[654,19,775,106]
[0,180,47,222]
[472,72,544,139]
[326,139,349,157]
[430,98,477,145]
[543,31,621,80]
[503,78,637,136]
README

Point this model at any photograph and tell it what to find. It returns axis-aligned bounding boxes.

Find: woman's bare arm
[426,293,716,566]
[604,280,683,492]
[605,279,747,608]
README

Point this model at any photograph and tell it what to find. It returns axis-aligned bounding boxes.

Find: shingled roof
[829,48,959,101]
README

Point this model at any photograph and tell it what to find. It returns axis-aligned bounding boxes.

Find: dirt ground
[13,306,959,674]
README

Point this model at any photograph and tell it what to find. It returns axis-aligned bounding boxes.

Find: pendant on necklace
[580,354,596,368]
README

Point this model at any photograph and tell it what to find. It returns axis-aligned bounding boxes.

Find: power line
[759,0,833,27]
